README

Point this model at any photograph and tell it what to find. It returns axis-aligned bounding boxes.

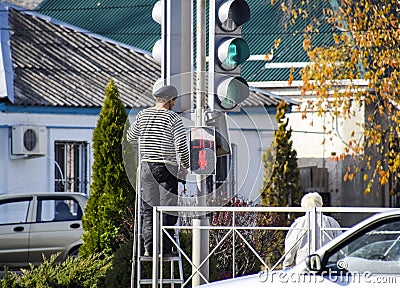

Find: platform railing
[151,205,394,287]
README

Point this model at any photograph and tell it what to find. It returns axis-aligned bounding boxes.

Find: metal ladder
[137,231,184,287]
[131,161,185,287]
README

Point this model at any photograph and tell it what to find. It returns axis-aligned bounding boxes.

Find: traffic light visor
[151,39,162,63]
[217,76,249,109]
[218,0,250,32]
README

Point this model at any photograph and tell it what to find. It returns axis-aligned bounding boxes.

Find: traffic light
[151,0,192,113]
[190,127,216,175]
[151,1,163,64]
[209,0,251,111]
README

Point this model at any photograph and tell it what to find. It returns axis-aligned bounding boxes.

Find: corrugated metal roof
[36,0,336,83]
[4,6,280,108]
[8,7,160,108]
[36,0,159,55]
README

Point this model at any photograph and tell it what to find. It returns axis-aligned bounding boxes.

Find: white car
[200,209,400,287]
[0,192,87,268]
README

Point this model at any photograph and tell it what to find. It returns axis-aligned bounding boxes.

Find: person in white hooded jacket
[282,192,342,269]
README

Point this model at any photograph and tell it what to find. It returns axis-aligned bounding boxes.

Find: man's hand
[177,167,188,183]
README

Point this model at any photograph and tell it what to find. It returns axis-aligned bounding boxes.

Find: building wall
[259,83,384,209]
[227,108,276,202]
[0,112,98,194]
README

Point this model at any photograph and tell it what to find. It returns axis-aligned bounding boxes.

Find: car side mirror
[306,254,322,272]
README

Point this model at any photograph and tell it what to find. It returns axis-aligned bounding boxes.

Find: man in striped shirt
[127,85,190,257]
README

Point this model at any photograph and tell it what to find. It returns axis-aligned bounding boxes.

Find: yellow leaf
[303,38,311,51]
[274,38,281,49]
[292,9,298,19]
[288,74,294,86]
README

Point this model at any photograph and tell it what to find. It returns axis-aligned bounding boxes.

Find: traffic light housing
[209,0,251,111]
[205,111,231,156]
[151,0,192,113]
[151,1,163,64]
[190,127,216,175]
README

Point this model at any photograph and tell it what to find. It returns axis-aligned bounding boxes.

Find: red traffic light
[190,127,216,175]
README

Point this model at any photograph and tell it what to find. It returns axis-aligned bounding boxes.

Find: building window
[54,141,89,194]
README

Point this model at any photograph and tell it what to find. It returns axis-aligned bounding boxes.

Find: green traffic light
[220,38,250,71]
[226,43,238,68]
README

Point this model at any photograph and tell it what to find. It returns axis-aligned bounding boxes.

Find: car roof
[0,192,88,201]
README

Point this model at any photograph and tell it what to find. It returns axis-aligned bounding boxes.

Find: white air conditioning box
[12,126,47,155]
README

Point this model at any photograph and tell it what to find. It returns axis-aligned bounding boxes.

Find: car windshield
[326,218,400,274]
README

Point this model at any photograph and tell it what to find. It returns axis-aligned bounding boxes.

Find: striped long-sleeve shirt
[127,108,190,169]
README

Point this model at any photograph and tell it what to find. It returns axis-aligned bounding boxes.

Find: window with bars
[54,141,89,194]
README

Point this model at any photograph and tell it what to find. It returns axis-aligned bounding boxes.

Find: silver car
[200,209,400,287]
[0,192,87,268]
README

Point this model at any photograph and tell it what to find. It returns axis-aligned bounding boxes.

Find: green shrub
[0,253,111,288]
[105,239,134,288]
[1,267,18,288]
[178,229,218,282]
[80,78,135,258]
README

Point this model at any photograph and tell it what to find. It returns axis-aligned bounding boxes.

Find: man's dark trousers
[141,162,178,254]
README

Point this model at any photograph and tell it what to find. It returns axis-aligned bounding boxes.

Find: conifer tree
[259,100,303,268]
[260,100,303,207]
[80,78,135,257]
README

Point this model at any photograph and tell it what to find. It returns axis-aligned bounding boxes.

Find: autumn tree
[80,79,135,258]
[284,0,400,196]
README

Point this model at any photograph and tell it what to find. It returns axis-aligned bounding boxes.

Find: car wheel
[69,247,80,258]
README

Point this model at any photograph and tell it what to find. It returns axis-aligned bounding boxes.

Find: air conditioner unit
[12,126,47,155]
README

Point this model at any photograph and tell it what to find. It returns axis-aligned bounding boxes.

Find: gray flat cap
[153,85,178,101]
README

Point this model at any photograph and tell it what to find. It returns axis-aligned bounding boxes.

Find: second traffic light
[190,127,216,175]
[151,0,192,113]
[209,0,251,111]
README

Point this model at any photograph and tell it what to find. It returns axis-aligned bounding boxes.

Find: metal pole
[310,208,317,253]
[192,0,209,286]
[152,207,159,287]
[131,143,141,288]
